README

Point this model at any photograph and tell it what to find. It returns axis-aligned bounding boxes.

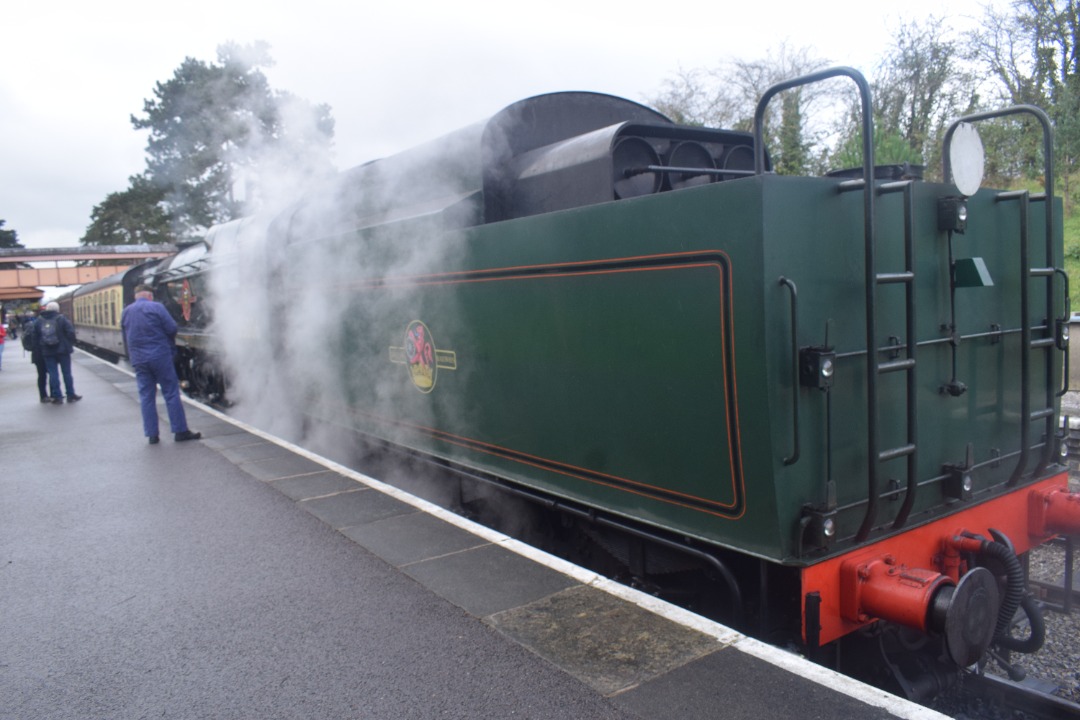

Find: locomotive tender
[71,67,1080,699]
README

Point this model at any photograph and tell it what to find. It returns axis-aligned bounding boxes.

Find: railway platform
[0,348,946,719]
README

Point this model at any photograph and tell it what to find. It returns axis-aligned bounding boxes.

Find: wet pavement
[0,347,944,719]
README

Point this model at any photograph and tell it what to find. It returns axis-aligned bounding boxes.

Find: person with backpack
[120,285,200,444]
[23,311,48,402]
[36,301,81,404]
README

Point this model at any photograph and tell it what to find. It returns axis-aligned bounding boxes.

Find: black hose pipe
[996,593,1046,654]
[971,532,1025,645]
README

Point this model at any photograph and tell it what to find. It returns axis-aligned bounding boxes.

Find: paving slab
[0,350,945,720]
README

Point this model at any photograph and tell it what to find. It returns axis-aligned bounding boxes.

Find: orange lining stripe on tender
[333,249,736,285]
[329,250,748,519]
[353,406,743,518]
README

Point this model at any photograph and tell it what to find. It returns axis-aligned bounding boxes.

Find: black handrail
[1056,267,1070,397]
[997,190,1032,484]
[779,277,799,466]
[878,180,919,530]
[945,106,1058,481]
[755,67,881,542]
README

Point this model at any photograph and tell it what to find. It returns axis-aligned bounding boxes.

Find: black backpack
[39,317,60,347]
[21,325,33,351]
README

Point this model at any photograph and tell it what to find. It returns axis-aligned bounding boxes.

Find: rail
[952,671,1080,719]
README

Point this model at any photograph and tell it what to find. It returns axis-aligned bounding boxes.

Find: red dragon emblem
[179,279,196,322]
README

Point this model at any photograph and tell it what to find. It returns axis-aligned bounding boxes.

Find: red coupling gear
[840,555,951,631]
[1029,487,1080,537]
[840,550,1000,666]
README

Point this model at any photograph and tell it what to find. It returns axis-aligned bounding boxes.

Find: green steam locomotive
[76,68,1080,699]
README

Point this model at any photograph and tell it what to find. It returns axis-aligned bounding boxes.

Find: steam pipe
[634,165,750,178]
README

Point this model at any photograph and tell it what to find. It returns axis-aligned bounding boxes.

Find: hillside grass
[1066,211,1080,308]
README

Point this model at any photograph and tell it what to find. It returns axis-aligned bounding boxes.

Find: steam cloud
[205,114,492,473]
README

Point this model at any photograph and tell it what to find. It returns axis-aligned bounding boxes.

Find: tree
[968,0,1057,107]
[776,91,811,175]
[0,219,22,250]
[1024,0,1080,210]
[131,41,335,240]
[830,128,924,174]
[875,19,973,165]
[80,175,175,246]
[0,218,25,270]
[827,17,974,180]
[966,0,1080,199]
[650,66,746,129]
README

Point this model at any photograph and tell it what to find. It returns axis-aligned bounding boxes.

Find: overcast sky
[3,0,988,251]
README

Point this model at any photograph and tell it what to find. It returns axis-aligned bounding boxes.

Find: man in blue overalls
[120,285,201,445]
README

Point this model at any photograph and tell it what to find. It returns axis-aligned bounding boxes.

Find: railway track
[935,670,1080,719]
[1027,535,1079,613]
[1029,576,1080,611]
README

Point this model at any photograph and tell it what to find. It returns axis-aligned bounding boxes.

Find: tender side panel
[288,180,780,556]
[343,252,745,519]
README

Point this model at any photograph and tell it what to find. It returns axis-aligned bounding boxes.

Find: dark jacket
[35,310,76,357]
[24,318,43,364]
[121,297,177,365]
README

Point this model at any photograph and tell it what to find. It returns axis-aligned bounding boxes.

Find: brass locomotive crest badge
[179,278,196,322]
[389,320,457,393]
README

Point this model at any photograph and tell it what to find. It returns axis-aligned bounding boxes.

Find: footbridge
[0,245,176,301]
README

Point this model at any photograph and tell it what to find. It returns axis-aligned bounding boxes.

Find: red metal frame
[801,472,1069,646]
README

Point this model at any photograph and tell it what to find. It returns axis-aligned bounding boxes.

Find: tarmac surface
[0,345,948,719]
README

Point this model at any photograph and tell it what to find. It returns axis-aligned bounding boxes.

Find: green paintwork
[290,173,1064,565]
[953,257,994,288]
